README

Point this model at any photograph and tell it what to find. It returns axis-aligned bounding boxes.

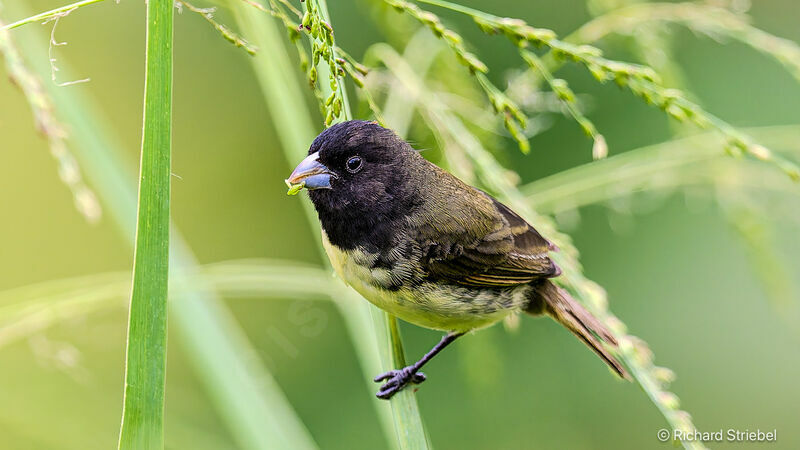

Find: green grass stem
[117,0,173,447]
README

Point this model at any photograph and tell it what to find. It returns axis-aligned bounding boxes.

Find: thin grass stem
[1,0,106,30]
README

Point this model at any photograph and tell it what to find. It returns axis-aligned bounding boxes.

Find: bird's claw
[374,366,426,399]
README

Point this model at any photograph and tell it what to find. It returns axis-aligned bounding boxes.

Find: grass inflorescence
[300,0,347,126]
[394,0,800,179]
[0,16,101,222]
[243,0,387,125]
[383,0,530,152]
[177,1,257,55]
[520,50,606,159]
[571,2,800,83]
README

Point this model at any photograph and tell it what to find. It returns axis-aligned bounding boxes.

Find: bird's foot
[373,366,426,399]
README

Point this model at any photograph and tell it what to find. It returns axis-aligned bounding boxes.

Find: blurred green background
[1,0,799,448]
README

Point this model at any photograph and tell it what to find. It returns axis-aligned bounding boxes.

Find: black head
[286,120,425,249]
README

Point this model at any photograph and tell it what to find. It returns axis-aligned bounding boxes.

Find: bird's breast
[321,230,528,332]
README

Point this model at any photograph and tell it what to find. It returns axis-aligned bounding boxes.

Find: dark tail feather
[526,280,630,380]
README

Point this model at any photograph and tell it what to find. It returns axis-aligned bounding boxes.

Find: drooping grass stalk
[505,2,800,112]
[5,0,257,57]
[567,2,800,82]
[520,50,606,159]
[585,0,689,129]
[382,0,530,152]
[117,0,173,447]
[393,0,799,181]
[0,0,106,30]
[231,1,429,448]
[3,2,317,448]
[177,1,257,55]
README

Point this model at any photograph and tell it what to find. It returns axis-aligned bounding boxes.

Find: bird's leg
[374,331,464,399]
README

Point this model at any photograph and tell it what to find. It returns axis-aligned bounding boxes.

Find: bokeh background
[1,0,799,448]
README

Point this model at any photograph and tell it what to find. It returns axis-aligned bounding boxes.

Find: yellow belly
[322,231,525,331]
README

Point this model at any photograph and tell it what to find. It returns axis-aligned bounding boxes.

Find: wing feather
[421,192,560,288]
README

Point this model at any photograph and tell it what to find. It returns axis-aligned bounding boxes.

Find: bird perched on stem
[286,120,629,399]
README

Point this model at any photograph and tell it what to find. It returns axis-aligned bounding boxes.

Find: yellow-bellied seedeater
[286,120,628,399]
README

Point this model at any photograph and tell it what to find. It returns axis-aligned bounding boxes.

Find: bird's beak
[285,152,336,195]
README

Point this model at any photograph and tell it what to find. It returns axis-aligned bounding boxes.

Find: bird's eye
[346,156,363,173]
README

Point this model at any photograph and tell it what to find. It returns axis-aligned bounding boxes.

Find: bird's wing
[419,192,560,288]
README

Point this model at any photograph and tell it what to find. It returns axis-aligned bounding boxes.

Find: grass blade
[0,272,129,349]
[522,126,800,215]
[117,0,173,447]
[0,260,336,351]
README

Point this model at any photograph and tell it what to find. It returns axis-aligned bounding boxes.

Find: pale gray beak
[286,152,336,193]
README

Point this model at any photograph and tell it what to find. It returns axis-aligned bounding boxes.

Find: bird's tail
[525,280,630,379]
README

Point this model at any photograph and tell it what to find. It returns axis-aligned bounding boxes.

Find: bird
[285,120,629,399]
